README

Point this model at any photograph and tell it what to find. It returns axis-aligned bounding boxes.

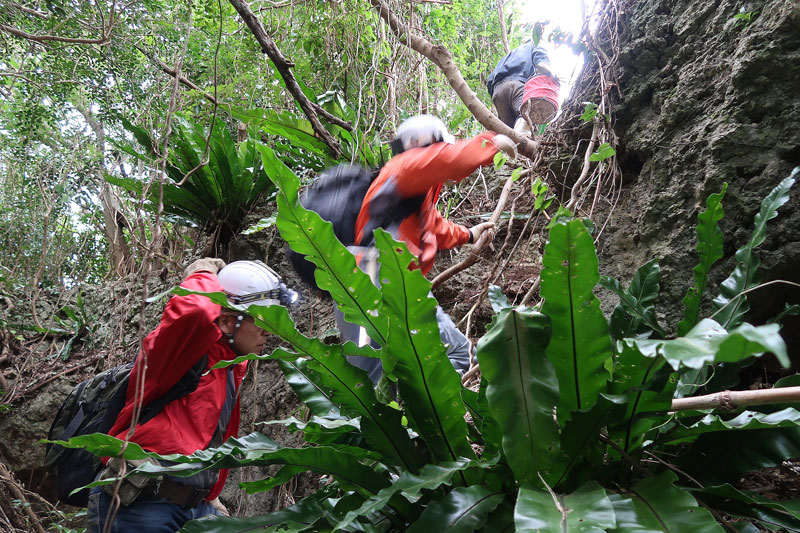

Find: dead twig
[26,356,102,395]
[0,462,47,533]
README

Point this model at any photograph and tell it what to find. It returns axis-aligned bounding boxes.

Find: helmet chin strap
[224,313,247,356]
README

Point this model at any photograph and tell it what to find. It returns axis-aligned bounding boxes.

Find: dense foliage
[57,159,798,530]
[5,0,799,531]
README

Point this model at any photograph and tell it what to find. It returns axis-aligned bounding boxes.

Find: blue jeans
[87,485,222,533]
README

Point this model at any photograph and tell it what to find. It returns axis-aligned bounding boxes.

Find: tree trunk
[74,101,132,277]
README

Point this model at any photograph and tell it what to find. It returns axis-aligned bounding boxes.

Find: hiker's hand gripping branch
[185,257,227,276]
[209,497,230,516]
[468,221,495,244]
[491,134,518,160]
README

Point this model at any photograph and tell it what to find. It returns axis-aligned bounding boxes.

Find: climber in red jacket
[88,259,298,533]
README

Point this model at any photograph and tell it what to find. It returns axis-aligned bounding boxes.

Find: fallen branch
[431,172,515,289]
[670,386,800,412]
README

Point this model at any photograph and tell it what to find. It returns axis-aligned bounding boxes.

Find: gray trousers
[335,304,472,385]
[492,79,526,128]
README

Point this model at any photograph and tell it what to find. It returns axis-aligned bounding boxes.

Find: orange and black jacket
[354,132,501,275]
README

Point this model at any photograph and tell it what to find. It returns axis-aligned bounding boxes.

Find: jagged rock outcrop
[568,0,800,364]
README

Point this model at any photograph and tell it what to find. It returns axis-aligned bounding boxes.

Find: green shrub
[59,165,799,531]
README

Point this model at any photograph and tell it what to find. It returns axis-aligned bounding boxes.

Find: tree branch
[369,0,537,159]
[135,46,220,105]
[0,23,111,44]
[0,1,117,45]
[670,386,800,412]
[431,172,515,288]
[228,0,350,158]
[496,0,510,54]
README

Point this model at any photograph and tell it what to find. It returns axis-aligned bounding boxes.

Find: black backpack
[43,354,208,507]
[287,163,424,291]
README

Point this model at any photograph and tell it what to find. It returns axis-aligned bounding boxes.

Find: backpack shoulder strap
[137,353,209,426]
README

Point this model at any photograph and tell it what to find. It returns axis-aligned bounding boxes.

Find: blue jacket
[487,42,549,96]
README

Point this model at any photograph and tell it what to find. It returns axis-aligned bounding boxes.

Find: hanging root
[0,462,47,533]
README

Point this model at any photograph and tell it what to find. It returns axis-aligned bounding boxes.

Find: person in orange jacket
[354,114,516,275]
[342,114,516,383]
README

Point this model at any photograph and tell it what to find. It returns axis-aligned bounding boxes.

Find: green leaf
[604,342,673,454]
[487,284,512,312]
[589,142,615,162]
[373,230,475,467]
[556,396,624,491]
[673,426,800,485]
[89,432,391,498]
[540,218,612,422]
[630,318,788,370]
[234,107,328,159]
[511,167,523,182]
[408,485,504,532]
[580,102,598,122]
[335,458,495,531]
[277,358,340,418]
[689,484,800,532]
[241,214,277,235]
[474,378,504,459]
[660,407,800,445]
[494,151,507,169]
[712,170,796,329]
[476,307,561,486]
[769,303,800,326]
[608,471,723,532]
[678,184,727,336]
[515,481,616,532]
[600,259,664,341]
[181,492,327,532]
[256,142,388,346]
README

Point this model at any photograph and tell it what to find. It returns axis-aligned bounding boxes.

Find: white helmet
[217,260,299,308]
[390,114,455,155]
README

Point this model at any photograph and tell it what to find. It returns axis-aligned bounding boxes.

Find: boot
[521,97,558,125]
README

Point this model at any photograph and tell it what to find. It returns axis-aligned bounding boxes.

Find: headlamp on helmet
[217,260,300,309]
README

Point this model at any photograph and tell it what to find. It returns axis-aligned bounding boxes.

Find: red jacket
[354,133,500,274]
[107,271,248,500]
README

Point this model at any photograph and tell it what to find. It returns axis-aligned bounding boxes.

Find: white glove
[468,221,495,244]
[184,257,227,276]
[209,497,230,516]
[491,134,518,160]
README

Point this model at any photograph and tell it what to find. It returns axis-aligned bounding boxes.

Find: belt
[152,478,210,509]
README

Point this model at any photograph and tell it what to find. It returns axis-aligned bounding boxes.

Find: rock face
[572,0,800,363]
